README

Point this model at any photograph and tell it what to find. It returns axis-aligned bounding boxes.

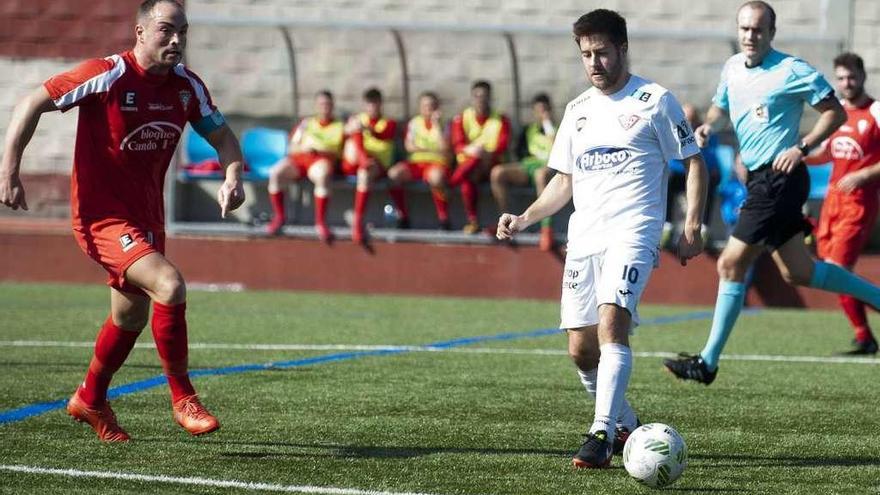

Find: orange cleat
[172,395,220,436]
[539,226,555,252]
[67,392,130,442]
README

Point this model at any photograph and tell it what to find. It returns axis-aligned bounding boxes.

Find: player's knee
[568,347,599,370]
[112,309,148,332]
[779,265,811,286]
[490,166,504,183]
[153,269,186,305]
[716,254,744,280]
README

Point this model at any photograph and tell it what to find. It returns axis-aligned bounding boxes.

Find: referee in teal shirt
[664,1,880,384]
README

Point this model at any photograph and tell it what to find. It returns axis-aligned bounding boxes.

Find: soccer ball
[622,423,687,488]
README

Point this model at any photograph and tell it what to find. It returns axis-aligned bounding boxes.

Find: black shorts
[730,162,813,250]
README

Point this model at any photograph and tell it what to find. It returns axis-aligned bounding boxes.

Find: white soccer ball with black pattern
[622,423,687,488]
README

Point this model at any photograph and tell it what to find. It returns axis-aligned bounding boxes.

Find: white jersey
[548,74,700,256]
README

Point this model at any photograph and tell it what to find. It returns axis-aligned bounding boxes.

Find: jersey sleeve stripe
[869,101,880,128]
[52,55,125,109]
[173,65,213,117]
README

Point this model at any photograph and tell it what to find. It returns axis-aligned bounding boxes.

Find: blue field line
[0,309,737,425]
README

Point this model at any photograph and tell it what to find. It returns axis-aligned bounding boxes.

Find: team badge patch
[119,233,137,252]
[618,114,640,130]
[179,90,192,108]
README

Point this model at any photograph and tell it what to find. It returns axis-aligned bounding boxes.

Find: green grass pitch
[0,282,878,494]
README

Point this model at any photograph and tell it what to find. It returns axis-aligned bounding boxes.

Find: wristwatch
[797,140,811,156]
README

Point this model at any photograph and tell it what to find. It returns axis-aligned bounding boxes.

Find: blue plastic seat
[807,162,833,200]
[710,144,747,228]
[241,127,289,180]
[185,128,218,164]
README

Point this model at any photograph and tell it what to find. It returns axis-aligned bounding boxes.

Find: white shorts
[560,245,659,331]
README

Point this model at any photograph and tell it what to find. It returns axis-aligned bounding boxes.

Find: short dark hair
[572,9,628,48]
[739,1,776,31]
[315,90,333,100]
[419,91,439,104]
[138,0,182,21]
[833,52,866,76]
[531,93,551,108]
[471,80,492,92]
[363,87,382,103]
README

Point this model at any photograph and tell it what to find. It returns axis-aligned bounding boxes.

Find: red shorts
[816,190,879,266]
[341,159,387,178]
[290,152,335,177]
[401,161,450,183]
[73,218,165,295]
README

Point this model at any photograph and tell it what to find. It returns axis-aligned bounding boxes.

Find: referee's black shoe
[663,353,718,385]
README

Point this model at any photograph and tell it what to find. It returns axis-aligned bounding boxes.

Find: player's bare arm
[772,96,846,174]
[496,171,571,240]
[694,104,728,148]
[803,138,832,165]
[0,86,58,211]
[205,124,246,218]
[677,154,709,266]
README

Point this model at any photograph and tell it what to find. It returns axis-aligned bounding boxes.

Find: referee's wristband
[797,140,812,156]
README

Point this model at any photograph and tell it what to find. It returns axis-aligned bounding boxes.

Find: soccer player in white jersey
[496,9,708,469]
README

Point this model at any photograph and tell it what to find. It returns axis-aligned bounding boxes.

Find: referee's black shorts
[730,162,813,250]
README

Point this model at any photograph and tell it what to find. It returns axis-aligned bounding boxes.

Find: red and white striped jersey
[44,50,218,230]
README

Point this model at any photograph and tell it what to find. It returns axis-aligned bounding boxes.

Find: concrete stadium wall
[0,0,871,178]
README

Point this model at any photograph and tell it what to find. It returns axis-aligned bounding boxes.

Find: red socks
[839,295,873,342]
[315,195,329,227]
[431,187,449,222]
[449,157,478,187]
[269,191,285,223]
[354,189,370,229]
[389,186,408,220]
[78,317,140,406]
[152,302,196,402]
[460,180,478,223]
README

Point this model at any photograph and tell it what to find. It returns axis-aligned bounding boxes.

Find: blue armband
[192,110,226,136]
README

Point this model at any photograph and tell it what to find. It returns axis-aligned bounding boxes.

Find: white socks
[583,343,633,438]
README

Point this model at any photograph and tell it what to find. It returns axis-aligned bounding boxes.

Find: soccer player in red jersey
[386,92,452,230]
[805,52,880,355]
[342,88,398,244]
[266,90,343,241]
[450,80,511,234]
[0,0,245,442]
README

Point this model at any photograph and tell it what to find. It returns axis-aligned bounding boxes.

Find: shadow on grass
[143,437,574,459]
[690,453,880,468]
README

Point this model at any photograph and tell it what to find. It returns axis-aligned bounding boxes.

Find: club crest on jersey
[179,90,191,108]
[575,146,632,172]
[119,233,137,252]
[618,114,640,130]
[831,136,864,160]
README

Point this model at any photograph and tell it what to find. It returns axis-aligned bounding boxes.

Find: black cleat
[613,419,641,455]
[841,337,878,355]
[572,431,613,469]
[663,353,718,385]
[396,217,411,230]
[438,219,452,231]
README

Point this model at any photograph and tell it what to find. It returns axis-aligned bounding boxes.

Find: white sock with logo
[577,366,638,431]
[588,343,633,439]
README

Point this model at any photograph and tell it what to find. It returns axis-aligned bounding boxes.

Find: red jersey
[827,98,880,197]
[44,50,219,230]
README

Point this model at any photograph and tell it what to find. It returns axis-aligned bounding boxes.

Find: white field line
[0,340,878,365]
[0,464,450,495]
